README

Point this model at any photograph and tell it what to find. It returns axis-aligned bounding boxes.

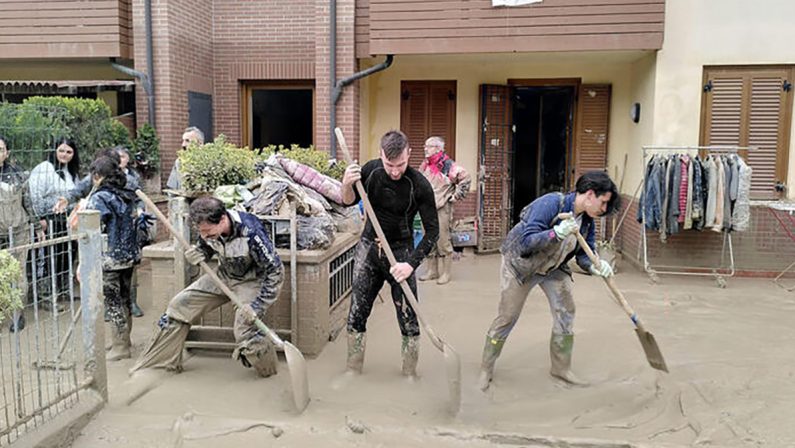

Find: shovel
[559,213,669,373]
[135,190,310,413]
[334,128,462,414]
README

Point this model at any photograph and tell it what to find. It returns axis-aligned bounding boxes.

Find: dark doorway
[188,91,213,141]
[511,86,575,224]
[251,89,312,148]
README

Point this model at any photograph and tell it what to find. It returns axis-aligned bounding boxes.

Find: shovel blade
[634,329,669,373]
[283,341,310,413]
[442,343,462,415]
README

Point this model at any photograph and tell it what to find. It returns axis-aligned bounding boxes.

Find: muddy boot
[105,322,114,351]
[108,321,132,361]
[346,331,366,374]
[401,335,420,378]
[242,341,279,378]
[478,335,505,391]
[549,333,589,386]
[419,256,439,282]
[131,302,144,318]
[437,256,452,285]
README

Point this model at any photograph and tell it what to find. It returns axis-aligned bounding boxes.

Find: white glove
[589,260,614,278]
[184,247,205,266]
[552,217,579,240]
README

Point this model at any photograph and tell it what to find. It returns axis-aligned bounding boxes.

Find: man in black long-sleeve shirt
[340,130,439,378]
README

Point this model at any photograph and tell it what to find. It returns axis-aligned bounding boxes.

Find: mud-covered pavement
[70,254,795,447]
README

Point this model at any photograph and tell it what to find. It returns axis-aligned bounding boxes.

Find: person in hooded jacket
[86,156,140,361]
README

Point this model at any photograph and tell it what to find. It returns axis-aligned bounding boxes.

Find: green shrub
[262,144,347,180]
[132,123,160,178]
[0,97,130,173]
[0,250,23,322]
[180,135,257,192]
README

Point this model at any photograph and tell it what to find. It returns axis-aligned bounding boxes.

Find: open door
[477,84,514,252]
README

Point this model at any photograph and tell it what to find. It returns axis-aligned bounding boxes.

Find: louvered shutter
[747,73,789,198]
[477,84,513,252]
[701,67,793,199]
[400,81,457,169]
[573,84,611,183]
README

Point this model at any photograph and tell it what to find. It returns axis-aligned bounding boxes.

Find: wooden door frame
[240,80,316,149]
[507,78,581,190]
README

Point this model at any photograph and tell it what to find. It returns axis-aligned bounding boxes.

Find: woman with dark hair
[0,135,35,331]
[86,155,140,360]
[28,138,80,310]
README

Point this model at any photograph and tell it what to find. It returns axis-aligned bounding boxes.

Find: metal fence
[0,212,105,446]
[329,246,355,308]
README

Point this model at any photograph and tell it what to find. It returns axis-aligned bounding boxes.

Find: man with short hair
[166,126,205,191]
[131,196,283,377]
[418,136,471,285]
[340,130,439,378]
[478,171,621,391]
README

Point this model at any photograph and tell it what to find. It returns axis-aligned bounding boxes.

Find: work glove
[589,260,614,278]
[184,246,206,266]
[136,212,155,230]
[238,303,259,327]
[552,217,579,240]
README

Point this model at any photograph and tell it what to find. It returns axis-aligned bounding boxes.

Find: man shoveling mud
[478,171,621,391]
[129,196,283,384]
[340,130,439,378]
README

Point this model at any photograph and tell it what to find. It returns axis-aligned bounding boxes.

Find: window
[242,82,314,149]
[700,66,794,199]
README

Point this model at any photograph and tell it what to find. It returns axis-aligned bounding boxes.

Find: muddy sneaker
[131,302,144,318]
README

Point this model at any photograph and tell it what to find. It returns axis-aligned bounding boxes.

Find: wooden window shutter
[399,80,456,169]
[477,84,514,252]
[573,84,611,184]
[701,66,793,199]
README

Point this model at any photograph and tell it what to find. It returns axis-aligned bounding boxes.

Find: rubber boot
[107,321,132,361]
[436,256,452,285]
[105,322,114,351]
[401,335,420,378]
[247,341,278,378]
[478,335,505,391]
[549,333,589,386]
[131,282,144,318]
[346,331,366,374]
[419,256,439,281]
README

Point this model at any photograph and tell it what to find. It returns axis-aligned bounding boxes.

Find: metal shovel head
[442,342,462,415]
[634,328,669,373]
[283,340,310,413]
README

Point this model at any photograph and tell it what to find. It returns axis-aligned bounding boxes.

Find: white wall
[652,0,795,196]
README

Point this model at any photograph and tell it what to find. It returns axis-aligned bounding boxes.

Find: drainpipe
[328,0,393,158]
[111,0,155,127]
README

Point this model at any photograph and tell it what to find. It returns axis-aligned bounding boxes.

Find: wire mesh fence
[0,223,92,446]
[0,102,109,445]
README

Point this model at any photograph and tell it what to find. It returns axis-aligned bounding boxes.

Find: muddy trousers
[347,239,420,337]
[481,257,576,376]
[131,273,279,376]
[105,268,134,359]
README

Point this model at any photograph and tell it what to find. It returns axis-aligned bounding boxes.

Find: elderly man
[417,136,471,285]
[166,126,205,192]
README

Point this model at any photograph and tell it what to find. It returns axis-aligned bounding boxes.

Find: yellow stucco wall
[361,51,653,194]
[651,0,795,198]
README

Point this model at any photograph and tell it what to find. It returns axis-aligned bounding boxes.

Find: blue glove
[589,260,614,278]
[137,212,155,230]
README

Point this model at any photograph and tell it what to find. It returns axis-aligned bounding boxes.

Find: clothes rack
[639,145,753,288]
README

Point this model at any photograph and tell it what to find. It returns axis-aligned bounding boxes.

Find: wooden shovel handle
[135,190,286,348]
[558,213,647,333]
[335,128,444,351]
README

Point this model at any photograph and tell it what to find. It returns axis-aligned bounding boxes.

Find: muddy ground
[69,254,795,447]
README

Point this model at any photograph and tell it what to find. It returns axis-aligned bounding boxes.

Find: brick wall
[134,0,359,187]
[615,194,795,277]
[134,0,214,188]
